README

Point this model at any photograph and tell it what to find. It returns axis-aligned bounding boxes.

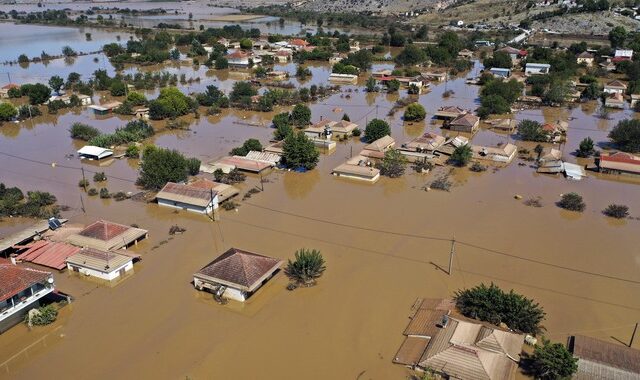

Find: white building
[525,63,551,75]
[226,50,262,67]
[66,248,134,281]
[0,260,55,333]
[77,146,114,160]
[193,248,283,302]
[156,182,219,215]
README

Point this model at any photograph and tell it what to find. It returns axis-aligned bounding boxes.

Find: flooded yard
[1,18,640,380]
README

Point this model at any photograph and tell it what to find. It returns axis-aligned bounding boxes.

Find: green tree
[483,51,512,69]
[109,81,126,97]
[69,122,100,141]
[403,103,426,121]
[576,137,595,157]
[543,81,571,105]
[284,248,326,287]
[341,113,350,122]
[290,104,311,127]
[582,82,602,100]
[282,131,319,170]
[18,54,29,64]
[62,45,77,57]
[558,192,585,212]
[48,75,64,94]
[239,38,253,50]
[386,79,400,93]
[20,83,51,105]
[230,138,263,156]
[528,339,578,380]
[149,87,195,119]
[170,48,180,60]
[0,102,18,122]
[518,120,551,142]
[229,81,257,103]
[273,112,293,140]
[609,119,640,153]
[455,283,546,334]
[126,91,147,106]
[395,44,427,66]
[378,149,407,178]
[449,144,473,167]
[137,146,190,190]
[366,77,377,92]
[609,26,627,49]
[364,119,391,142]
[215,57,228,69]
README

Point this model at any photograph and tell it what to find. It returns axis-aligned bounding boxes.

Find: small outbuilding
[66,248,134,281]
[77,146,113,160]
[193,248,283,302]
[156,182,219,215]
[525,63,551,75]
[449,113,480,133]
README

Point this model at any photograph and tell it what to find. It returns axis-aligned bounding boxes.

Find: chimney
[10,254,17,265]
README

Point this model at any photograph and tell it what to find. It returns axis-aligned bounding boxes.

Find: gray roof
[66,248,132,273]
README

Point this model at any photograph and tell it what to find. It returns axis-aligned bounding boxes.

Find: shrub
[186,157,201,175]
[469,162,487,172]
[404,103,426,121]
[557,192,585,212]
[230,138,263,156]
[449,144,473,167]
[284,248,326,287]
[221,201,238,210]
[430,176,452,191]
[88,188,98,196]
[93,172,107,182]
[524,197,543,207]
[412,158,433,173]
[70,123,100,141]
[282,132,319,170]
[0,102,18,122]
[113,191,127,201]
[78,179,89,188]
[99,188,110,198]
[603,204,629,218]
[25,304,58,326]
[455,283,545,334]
[518,120,550,142]
[352,128,361,137]
[125,144,140,158]
[575,137,595,157]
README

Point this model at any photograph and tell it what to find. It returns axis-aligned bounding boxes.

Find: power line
[241,202,640,286]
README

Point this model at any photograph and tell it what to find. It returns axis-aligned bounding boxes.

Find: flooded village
[1,1,640,379]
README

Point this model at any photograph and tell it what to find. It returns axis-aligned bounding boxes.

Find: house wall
[604,88,624,94]
[333,171,380,183]
[0,283,53,333]
[193,278,247,302]
[67,261,133,281]
[525,67,549,75]
[157,197,218,214]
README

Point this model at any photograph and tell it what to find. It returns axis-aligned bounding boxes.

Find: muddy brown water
[1,45,640,379]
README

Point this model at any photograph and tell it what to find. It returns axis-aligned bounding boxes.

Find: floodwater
[1,28,640,380]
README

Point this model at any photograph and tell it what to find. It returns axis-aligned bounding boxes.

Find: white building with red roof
[0,259,55,333]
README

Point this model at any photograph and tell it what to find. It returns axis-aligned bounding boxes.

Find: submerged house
[604,92,625,109]
[568,335,640,379]
[193,248,283,302]
[472,143,518,163]
[400,132,446,158]
[449,113,480,133]
[434,106,468,120]
[66,220,148,251]
[328,73,358,84]
[77,146,113,160]
[226,50,262,67]
[394,298,525,380]
[598,152,640,176]
[156,182,219,215]
[66,248,135,281]
[0,260,55,333]
[332,120,358,138]
[332,155,380,183]
[89,101,121,115]
[604,79,627,94]
[360,135,395,159]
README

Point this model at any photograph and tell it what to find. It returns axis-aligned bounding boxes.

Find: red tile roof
[290,38,309,47]
[78,220,129,241]
[601,152,640,165]
[0,262,51,302]
[195,248,282,290]
[16,240,81,270]
[2,83,19,90]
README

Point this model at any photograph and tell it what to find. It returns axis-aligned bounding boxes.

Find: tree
[148,87,195,119]
[378,149,407,178]
[364,119,391,142]
[455,283,546,334]
[603,204,629,218]
[449,144,473,167]
[18,54,29,64]
[582,82,602,100]
[0,102,18,122]
[543,81,571,105]
[414,25,428,40]
[557,192,585,212]
[609,26,627,49]
[483,51,512,69]
[341,113,350,122]
[518,120,551,142]
[576,137,595,157]
[20,83,51,105]
[137,146,191,190]
[215,57,228,69]
[290,104,311,127]
[62,45,77,57]
[284,248,326,287]
[170,48,180,60]
[404,103,426,121]
[239,38,253,50]
[48,75,64,94]
[69,122,100,141]
[609,119,640,153]
[109,81,126,97]
[366,77,377,92]
[386,79,400,93]
[229,81,257,103]
[273,112,293,140]
[528,339,578,380]
[126,91,147,106]
[230,138,263,156]
[282,131,319,170]
[395,44,427,66]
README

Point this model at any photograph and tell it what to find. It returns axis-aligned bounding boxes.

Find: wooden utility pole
[81,167,87,191]
[448,235,456,276]
[630,323,638,347]
[80,194,85,214]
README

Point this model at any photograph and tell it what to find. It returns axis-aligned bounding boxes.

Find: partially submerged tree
[284,248,326,287]
[575,137,595,158]
[454,283,546,334]
[603,204,629,219]
[449,144,473,167]
[557,192,585,212]
[609,119,640,153]
[137,146,192,190]
[378,149,407,178]
[518,120,551,142]
[230,138,262,156]
[526,339,578,380]
[290,103,311,128]
[282,132,319,170]
[364,118,391,142]
[403,103,426,121]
